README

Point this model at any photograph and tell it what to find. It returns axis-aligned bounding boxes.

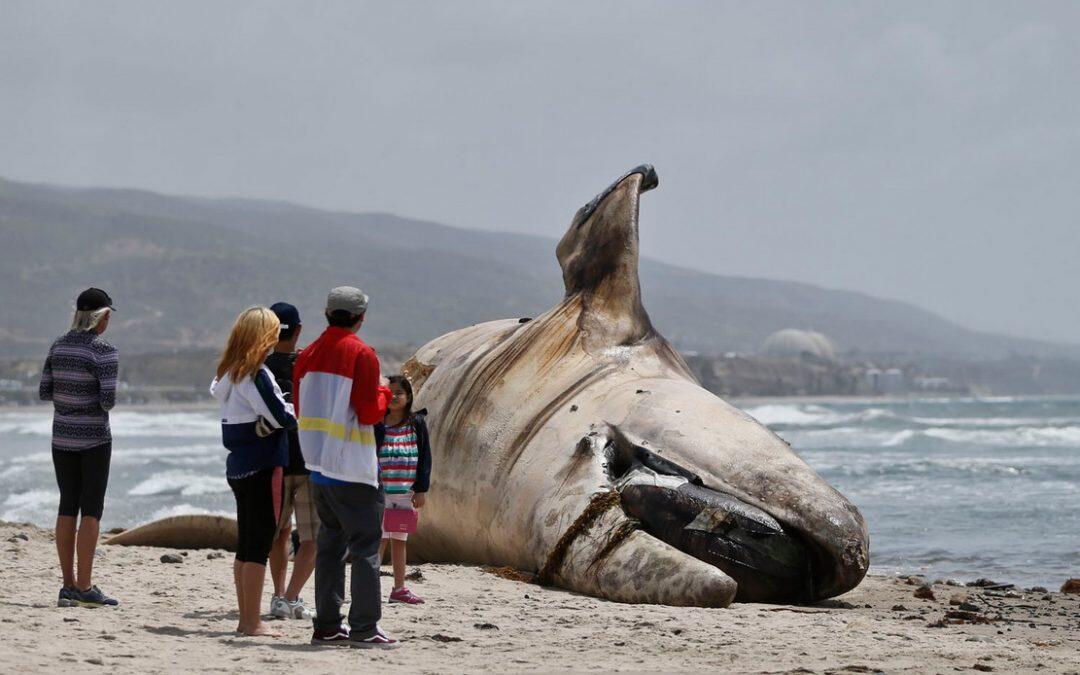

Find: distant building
[761,329,837,362]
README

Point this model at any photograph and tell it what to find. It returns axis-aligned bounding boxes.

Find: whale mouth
[606,430,835,603]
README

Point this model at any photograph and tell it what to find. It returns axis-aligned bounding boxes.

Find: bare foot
[242,622,283,637]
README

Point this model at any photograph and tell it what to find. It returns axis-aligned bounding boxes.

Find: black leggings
[228,467,283,564]
[53,443,112,519]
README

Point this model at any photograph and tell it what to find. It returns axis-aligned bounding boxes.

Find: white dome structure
[761,329,837,361]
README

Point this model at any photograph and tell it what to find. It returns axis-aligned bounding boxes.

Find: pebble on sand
[1060,579,1080,594]
[160,553,184,564]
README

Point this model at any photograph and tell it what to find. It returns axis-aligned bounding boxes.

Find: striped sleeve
[95,344,119,411]
[253,368,297,430]
[39,351,54,401]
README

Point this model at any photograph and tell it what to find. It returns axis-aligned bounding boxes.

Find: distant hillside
[1,176,1075,360]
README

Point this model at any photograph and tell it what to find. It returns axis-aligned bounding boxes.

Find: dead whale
[401,165,869,606]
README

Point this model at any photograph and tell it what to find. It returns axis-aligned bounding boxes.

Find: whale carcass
[402,165,869,607]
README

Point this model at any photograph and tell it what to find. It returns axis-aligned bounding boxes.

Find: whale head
[556,166,870,603]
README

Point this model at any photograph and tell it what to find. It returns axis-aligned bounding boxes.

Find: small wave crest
[128,471,228,497]
[148,503,234,521]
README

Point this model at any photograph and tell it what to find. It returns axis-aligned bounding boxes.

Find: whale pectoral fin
[549,503,736,608]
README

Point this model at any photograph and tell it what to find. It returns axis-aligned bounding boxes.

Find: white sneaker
[287,597,313,619]
[270,595,291,619]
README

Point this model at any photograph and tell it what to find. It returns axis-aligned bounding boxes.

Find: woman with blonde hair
[210,306,297,637]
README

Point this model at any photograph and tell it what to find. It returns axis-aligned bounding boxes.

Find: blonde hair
[216,306,281,382]
[71,307,110,332]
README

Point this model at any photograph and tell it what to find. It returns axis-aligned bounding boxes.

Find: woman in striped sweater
[210,307,297,637]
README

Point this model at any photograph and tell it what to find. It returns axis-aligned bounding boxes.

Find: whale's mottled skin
[403,166,870,607]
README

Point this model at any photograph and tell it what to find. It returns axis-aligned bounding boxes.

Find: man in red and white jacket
[294,286,397,649]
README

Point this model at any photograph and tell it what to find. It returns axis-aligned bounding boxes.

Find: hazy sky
[2,1,1078,343]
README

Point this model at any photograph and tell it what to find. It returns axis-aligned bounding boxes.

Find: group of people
[40,285,433,649]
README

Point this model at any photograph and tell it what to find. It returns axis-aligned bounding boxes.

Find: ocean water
[1,397,1077,588]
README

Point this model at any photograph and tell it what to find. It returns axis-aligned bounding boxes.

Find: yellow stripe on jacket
[298,416,377,446]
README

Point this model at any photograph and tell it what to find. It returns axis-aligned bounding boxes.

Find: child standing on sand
[376,375,432,604]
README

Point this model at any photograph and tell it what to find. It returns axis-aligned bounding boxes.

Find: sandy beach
[1,521,1076,673]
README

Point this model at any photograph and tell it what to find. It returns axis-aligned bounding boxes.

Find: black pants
[311,482,384,638]
[228,467,283,564]
[52,443,111,519]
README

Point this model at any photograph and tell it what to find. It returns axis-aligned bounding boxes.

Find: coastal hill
[1,176,1075,360]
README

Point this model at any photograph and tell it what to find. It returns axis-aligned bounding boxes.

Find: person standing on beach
[294,286,398,649]
[265,302,319,620]
[210,306,297,638]
[376,375,433,605]
[40,287,120,608]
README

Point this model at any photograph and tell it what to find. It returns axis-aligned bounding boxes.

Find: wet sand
[1,521,1077,673]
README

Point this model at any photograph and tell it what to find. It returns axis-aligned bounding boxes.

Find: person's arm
[97,346,119,412]
[351,347,391,425]
[253,368,297,430]
[39,352,54,401]
[412,415,432,494]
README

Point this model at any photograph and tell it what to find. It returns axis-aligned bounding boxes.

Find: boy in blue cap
[265,302,319,620]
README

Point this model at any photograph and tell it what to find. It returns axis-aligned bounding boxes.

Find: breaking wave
[128,471,228,497]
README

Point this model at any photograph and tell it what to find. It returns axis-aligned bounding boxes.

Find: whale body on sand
[400,165,869,606]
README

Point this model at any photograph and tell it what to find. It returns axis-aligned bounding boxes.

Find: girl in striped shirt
[376,375,432,605]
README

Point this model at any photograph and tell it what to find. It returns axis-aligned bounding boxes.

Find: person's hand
[412,492,426,509]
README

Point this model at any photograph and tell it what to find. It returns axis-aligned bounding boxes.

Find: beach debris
[206,551,224,560]
[85,658,104,666]
[473,622,499,630]
[948,592,968,606]
[106,527,125,535]
[914,585,935,600]
[429,633,463,642]
[160,553,184,564]
[405,569,425,582]
[483,565,537,583]
[1028,586,1048,593]
[890,604,908,611]
[944,579,962,586]
[1059,579,1080,594]
[966,579,1014,590]
[903,576,924,586]
[958,601,981,612]
[10,532,29,541]
[972,664,994,672]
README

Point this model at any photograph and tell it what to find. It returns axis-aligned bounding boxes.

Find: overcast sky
[2,1,1077,343]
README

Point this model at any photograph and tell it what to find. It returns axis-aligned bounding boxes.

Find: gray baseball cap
[326,286,369,315]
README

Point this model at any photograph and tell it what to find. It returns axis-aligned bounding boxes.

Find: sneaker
[271,595,313,619]
[57,586,77,608]
[389,587,424,605]
[311,625,351,647]
[350,626,400,650]
[73,585,119,607]
[286,597,312,619]
[270,595,289,619]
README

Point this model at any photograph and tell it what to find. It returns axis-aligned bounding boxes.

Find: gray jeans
[311,481,384,637]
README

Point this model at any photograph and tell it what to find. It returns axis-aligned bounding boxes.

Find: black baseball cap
[270,302,301,330]
[76,287,115,312]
